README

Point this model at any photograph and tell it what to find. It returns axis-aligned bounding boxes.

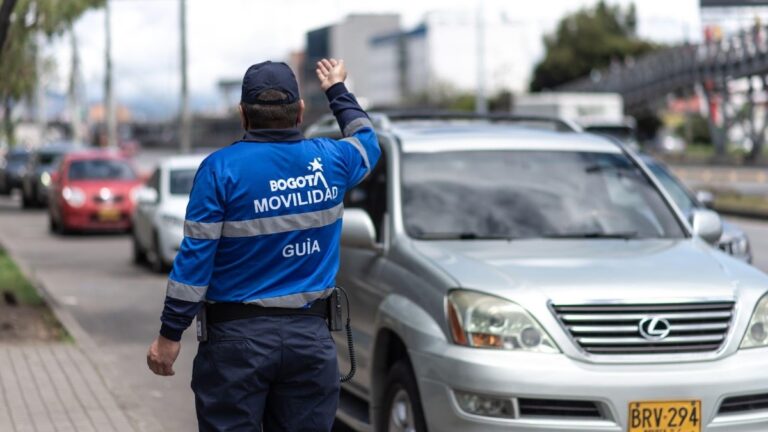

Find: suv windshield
[402,150,685,240]
[68,159,136,181]
[169,169,196,196]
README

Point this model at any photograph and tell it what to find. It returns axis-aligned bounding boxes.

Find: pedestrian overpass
[560,24,768,160]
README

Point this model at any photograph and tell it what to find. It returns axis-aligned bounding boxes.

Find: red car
[48,151,143,233]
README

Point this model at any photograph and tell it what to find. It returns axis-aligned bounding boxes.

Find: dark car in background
[21,144,77,208]
[640,154,752,263]
[0,148,30,195]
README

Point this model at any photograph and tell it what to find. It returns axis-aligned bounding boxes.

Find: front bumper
[412,345,768,431]
[62,205,133,231]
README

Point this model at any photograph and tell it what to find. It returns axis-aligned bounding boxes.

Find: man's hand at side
[147,335,181,376]
[316,58,347,91]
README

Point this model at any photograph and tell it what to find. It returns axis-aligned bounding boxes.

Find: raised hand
[315,58,347,92]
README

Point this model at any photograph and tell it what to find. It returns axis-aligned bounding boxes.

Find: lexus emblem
[638,317,671,341]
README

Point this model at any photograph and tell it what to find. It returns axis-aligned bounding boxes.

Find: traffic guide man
[146,58,380,431]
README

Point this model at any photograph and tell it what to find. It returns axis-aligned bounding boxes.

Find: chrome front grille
[552,302,734,355]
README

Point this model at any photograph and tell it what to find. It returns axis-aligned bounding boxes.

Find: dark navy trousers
[191,315,339,431]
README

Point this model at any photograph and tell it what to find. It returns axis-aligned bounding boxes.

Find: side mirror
[342,208,378,250]
[695,190,715,209]
[50,172,60,184]
[137,187,158,204]
[691,208,723,245]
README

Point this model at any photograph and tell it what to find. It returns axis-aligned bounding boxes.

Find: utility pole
[104,0,117,148]
[35,31,46,145]
[475,1,488,115]
[179,0,191,154]
[68,23,84,143]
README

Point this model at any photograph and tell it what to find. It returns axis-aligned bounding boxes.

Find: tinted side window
[344,144,388,243]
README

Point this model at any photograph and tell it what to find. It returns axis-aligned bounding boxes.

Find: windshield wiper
[415,232,516,241]
[542,231,638,239]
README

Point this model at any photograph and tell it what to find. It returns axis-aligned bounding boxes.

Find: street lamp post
[104,0,117,148]
[179,0,191,154]
[475,1,488,115]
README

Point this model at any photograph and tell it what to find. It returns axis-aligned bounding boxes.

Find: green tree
[0,0,104,145]
[530,1,658,92]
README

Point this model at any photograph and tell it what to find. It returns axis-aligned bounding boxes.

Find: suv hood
[412,238,753,304]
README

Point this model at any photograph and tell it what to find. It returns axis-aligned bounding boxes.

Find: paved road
[0,193,766,431]
[0,196,198,432]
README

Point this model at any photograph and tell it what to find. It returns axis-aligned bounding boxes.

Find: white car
[132,154,205,272]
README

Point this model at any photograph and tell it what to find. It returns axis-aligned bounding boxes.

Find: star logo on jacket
[308,158,323,172]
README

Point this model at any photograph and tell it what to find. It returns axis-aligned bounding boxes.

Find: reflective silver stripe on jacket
[184,203,344,240]
[343,117,374,137]
[221,203,344,238]
[184,221,223,239]
[244,287,335,308]
[341,136,370,171]
[166,279,208,302]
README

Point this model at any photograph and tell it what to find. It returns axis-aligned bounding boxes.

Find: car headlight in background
[741,294,768,349]
[730,234,751,260]
[40,172,51,187]
[447,290,559,353]
[62,186,86,208]
[160,214,185,229]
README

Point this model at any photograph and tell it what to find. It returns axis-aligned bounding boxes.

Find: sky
[46,0,703,119]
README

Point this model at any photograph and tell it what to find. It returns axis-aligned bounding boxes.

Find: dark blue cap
[241,61,300,105]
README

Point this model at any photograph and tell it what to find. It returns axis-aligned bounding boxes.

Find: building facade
[367,10,532,108]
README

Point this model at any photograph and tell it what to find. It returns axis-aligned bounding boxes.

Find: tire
[149,231,168,273]
[132,231,148,265]
[380,361,428,432]
[21,191,33,209]
[52,212,69,235]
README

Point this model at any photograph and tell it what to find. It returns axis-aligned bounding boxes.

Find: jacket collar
[240,128,304,143]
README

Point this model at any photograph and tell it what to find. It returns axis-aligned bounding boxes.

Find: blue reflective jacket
[159,83,380,341]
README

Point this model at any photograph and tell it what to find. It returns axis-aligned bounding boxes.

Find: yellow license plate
[97,208,121,222]
[629,400,701,432]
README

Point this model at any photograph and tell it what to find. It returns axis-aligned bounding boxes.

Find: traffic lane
[727,217,768,273]
[0,197,197,432]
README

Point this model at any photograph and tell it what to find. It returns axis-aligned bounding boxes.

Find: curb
[0,238,164,432]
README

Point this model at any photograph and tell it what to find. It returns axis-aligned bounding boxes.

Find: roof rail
[371,110,581,133]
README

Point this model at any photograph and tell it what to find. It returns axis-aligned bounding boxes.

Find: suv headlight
[447,290,559,353]
[741,294,768,349]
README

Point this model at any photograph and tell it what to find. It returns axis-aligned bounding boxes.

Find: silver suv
[309,117,768,432]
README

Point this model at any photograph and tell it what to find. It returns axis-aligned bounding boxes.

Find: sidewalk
[0,343,135,432]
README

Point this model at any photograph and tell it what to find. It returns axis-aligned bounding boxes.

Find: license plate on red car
[97,208,121,222]
[628,400,701,432]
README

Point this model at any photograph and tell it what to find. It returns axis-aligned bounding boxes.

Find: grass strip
[0,250,43,306]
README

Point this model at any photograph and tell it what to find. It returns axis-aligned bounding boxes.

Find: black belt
[206,299,328,325]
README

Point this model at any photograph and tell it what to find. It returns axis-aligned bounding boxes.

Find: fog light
[521,326,542,347]
[751,323,766,342]
[455,391,515,419]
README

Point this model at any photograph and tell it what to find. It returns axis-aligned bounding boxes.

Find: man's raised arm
[316,58,381,187]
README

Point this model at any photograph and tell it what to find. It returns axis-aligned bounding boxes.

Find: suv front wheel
[381,360,427,432]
